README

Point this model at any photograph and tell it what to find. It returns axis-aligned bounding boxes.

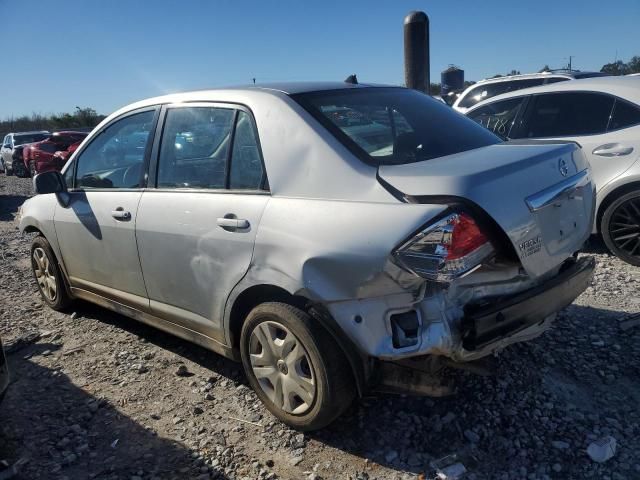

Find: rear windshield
[293,88,500,166]
[14,133,49,145]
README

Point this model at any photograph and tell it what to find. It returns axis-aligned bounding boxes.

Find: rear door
[136,103,269,343]
[54,107,158,307]
[516,92,639,192]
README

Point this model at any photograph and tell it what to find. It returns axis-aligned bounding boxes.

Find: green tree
[627,56,640,74]
[601,60,629,75]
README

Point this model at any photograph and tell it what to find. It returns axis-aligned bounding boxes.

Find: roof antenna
[344,74,358,84]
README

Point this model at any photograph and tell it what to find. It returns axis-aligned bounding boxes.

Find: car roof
[52,131,88,136]
[470,71,607,86]
[103,81,399,122]
[240,81,391,94]
[11,130,50,136]
[154,81,390,100]
[469,76,640,111]
[471,72,571,85]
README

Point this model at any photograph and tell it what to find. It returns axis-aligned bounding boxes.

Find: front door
[136,104,269,342]
[54,108,158,308]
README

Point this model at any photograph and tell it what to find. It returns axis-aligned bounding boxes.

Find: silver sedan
[20,82,595,430]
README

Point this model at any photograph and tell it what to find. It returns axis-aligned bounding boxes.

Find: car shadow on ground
[583,234,610,255]
[65,300,637,478]
[0,195,29,222]
[0,341,229,480]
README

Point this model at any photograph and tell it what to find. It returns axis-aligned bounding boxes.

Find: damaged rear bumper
[461,256,595,351]
[370,257,594,396]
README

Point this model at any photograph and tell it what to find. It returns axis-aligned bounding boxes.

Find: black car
[0,336,8,404]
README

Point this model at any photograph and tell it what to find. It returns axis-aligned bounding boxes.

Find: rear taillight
[393,212,494,282]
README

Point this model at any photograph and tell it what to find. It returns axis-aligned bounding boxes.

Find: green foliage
[0,107,105,140]
[601,56,640,75]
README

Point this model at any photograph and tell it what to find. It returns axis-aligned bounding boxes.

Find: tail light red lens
[393,212,494,282]
[446,213,489,260]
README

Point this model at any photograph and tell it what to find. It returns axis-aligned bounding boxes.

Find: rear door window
[229,111,265,190]
[458,79,545,109]
[157,107,235,189]
[157,106,267,191]
[467,97,528,139]
[522,92,615,137]
[608,99,640,131]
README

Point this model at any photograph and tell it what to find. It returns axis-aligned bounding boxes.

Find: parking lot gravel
[1,173,639,480]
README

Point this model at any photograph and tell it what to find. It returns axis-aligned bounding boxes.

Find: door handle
[592,143,634,157]
[217,217,249,229]
[111,208,131,221]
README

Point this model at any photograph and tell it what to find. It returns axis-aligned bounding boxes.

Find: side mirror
[34,171,66,195]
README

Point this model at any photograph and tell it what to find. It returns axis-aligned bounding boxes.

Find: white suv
[1,131,50,175]
[453,71,609,114]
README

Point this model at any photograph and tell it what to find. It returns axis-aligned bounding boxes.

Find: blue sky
[1,0,638,118]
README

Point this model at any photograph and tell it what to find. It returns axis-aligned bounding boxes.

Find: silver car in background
[465,76,640,265]
[19,82,595,430]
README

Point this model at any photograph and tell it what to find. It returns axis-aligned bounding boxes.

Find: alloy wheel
[32,247,57,301]
[608,198,640,258]
[249,321,316,415]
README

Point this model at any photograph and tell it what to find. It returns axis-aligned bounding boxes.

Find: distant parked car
[466,76,640,265]
[20,82,595,430]
[1,131,49,176]
[453,70,610,114]
[0,336,8,405]
[52,141,82,166]
[22,131,88,176]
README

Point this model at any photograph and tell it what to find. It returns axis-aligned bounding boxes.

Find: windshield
[14,133,49,145]
[293,88,500,166]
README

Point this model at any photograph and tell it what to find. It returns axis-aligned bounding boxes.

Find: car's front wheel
[240,302,355,431]
[602,190,640,266]
[30,236,72,310]
[14,160,28,178]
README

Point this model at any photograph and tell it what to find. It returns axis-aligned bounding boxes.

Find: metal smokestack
[403,11,430,94]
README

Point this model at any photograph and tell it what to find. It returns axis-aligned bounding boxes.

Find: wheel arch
[23,224,73,298]
[596,181,640,233]
[226,283,368,396]
[22,225,42,235]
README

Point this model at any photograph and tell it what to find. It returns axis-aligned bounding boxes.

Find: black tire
[30,236,72,310]
[601,190,640,266]
[240,302,355,431]
[5,162,13,176]
[14,160,28,178]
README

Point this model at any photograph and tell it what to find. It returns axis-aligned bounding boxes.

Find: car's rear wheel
[30,236,72,310]
[240,302,355,431]
[602,190,640,266]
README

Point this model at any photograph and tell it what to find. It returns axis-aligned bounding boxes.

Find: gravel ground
[0,173,639,480]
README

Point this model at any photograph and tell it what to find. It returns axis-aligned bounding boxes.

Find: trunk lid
[378,141,595,279]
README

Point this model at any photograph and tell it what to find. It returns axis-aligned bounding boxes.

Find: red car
[22,131,87,176]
